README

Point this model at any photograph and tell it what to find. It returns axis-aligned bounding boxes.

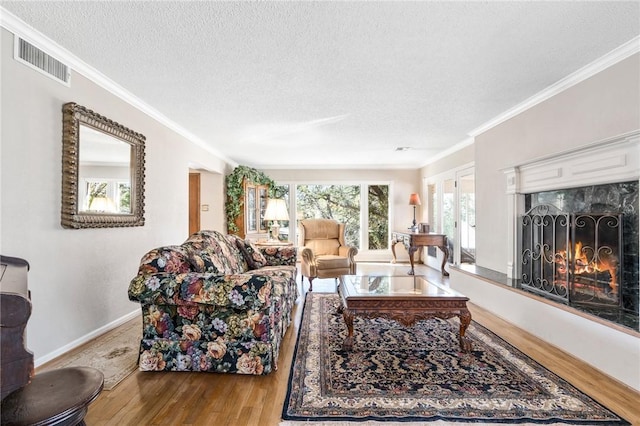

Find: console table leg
[407,246,417,275]
[390,240,399,264]
[438,245,450,276]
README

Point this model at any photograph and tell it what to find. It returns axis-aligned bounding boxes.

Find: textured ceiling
[2,1,639,169]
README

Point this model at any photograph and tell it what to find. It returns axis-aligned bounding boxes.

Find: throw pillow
[236,239,268,270]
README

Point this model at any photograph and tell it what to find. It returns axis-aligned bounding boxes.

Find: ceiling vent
[14,37,70,86]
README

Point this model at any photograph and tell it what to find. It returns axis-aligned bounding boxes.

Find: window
[274,182,390,251]
[296,184,361,247]
[80,179,131,213]
[367,185,389,249]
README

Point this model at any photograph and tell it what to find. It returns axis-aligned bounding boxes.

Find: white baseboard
[35,309,140,367]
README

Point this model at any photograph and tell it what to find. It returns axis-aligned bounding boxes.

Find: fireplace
[503,132,639,331]
[520,180,638,329]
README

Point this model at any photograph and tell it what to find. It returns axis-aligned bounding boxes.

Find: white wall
[475,53,640,272]
[192,169,226,232]
[421,54,640,390]
[0,28,229,364]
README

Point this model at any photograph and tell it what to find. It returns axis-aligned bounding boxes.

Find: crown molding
[420,137,475,167]
[0,7,236,170]
[468,35,640,138]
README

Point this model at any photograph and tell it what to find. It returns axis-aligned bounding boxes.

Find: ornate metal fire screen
[521,205,623,308]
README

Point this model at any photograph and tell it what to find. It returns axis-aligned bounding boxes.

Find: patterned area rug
[52,319,140,390]
[281,293,629,425]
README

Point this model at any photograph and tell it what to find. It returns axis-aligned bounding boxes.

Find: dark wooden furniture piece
[391,231,450,276]
[337,275,472,353]
[0,256,33,400]
[232,179,270,240]
[0,255,104,426]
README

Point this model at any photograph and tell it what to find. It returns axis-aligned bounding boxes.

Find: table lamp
[408,193,421,232]
[264,198,289,241]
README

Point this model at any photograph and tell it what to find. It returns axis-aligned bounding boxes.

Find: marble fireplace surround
[503,130,639,282]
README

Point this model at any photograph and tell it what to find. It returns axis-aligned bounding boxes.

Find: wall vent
[14,37,70,85]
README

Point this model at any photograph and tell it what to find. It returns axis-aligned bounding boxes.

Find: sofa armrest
[129,272,273,311]
[260,246,297,266]
[129,273,182,305]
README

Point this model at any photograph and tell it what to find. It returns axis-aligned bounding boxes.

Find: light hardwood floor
[39,263,640,426]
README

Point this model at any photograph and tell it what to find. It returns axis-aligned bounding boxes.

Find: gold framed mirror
[61,102,146,228]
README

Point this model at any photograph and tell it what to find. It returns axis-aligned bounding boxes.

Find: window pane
[368,185,389,249]
[296,184,360,247]
[119,182,131,213]
[443,178,455,263]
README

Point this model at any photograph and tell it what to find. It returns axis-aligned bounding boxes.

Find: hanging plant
[226,165,276,233]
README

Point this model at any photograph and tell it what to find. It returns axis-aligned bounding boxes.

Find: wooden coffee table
[337,275,472,352]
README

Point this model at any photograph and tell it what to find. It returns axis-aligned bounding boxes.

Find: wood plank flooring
[38,263,640,425]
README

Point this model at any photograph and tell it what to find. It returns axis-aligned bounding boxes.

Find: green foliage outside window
[296,184,390,249]
[368,185,389,249]
[119,183,131,213]
[296,185,361,247]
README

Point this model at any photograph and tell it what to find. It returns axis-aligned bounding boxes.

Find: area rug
[54,319,140,390]
[281,293,629,425]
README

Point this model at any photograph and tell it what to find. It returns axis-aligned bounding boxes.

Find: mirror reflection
[78,125,132,214]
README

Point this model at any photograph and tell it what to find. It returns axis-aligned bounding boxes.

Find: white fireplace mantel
[502,130,639,278]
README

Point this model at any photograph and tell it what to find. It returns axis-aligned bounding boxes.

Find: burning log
[573,270,613,292]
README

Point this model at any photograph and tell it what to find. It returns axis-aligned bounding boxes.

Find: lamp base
[269,222,281,242]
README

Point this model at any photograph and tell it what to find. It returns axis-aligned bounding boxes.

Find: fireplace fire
[521,205,623,309]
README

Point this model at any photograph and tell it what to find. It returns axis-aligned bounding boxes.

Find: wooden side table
[1,367,104,426]
[390,231,450,276]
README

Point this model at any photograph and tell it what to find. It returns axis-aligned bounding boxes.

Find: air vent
[14,37,70,85]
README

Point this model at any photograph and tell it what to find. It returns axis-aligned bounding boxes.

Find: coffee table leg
[342,309,355,350]
[458,308,472,352]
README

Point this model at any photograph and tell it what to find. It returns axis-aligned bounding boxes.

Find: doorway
[189,172,200,236]
[426,165,475,267]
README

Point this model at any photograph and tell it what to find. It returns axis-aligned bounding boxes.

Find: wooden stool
[1,367,104,425]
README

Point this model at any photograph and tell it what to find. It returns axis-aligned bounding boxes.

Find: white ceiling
[2,1,639,169]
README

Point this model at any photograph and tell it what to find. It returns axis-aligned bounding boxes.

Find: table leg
[407,245,417,275]
[342,309,355,351]
[390,240,399,264]
[458,308,472,352]
[438,245,450,276]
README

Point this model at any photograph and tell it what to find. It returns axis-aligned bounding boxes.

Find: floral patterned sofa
[128,230,298,375]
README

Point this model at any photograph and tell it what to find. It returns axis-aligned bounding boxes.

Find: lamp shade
[89,196,116,212]
[408,193,421,206]
[264,198,289,221]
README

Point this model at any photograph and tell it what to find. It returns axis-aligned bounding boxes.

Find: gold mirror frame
[61,102,146,228]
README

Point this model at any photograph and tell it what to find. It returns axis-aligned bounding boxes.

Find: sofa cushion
[236,239,268,270]
[184,231,246,274]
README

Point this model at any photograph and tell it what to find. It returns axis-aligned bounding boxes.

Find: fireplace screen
[521,204,623,309]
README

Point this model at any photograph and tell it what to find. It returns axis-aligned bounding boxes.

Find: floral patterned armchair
[128,230,298,375]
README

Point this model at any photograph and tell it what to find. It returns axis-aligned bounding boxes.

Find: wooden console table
[391,231,449,276]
